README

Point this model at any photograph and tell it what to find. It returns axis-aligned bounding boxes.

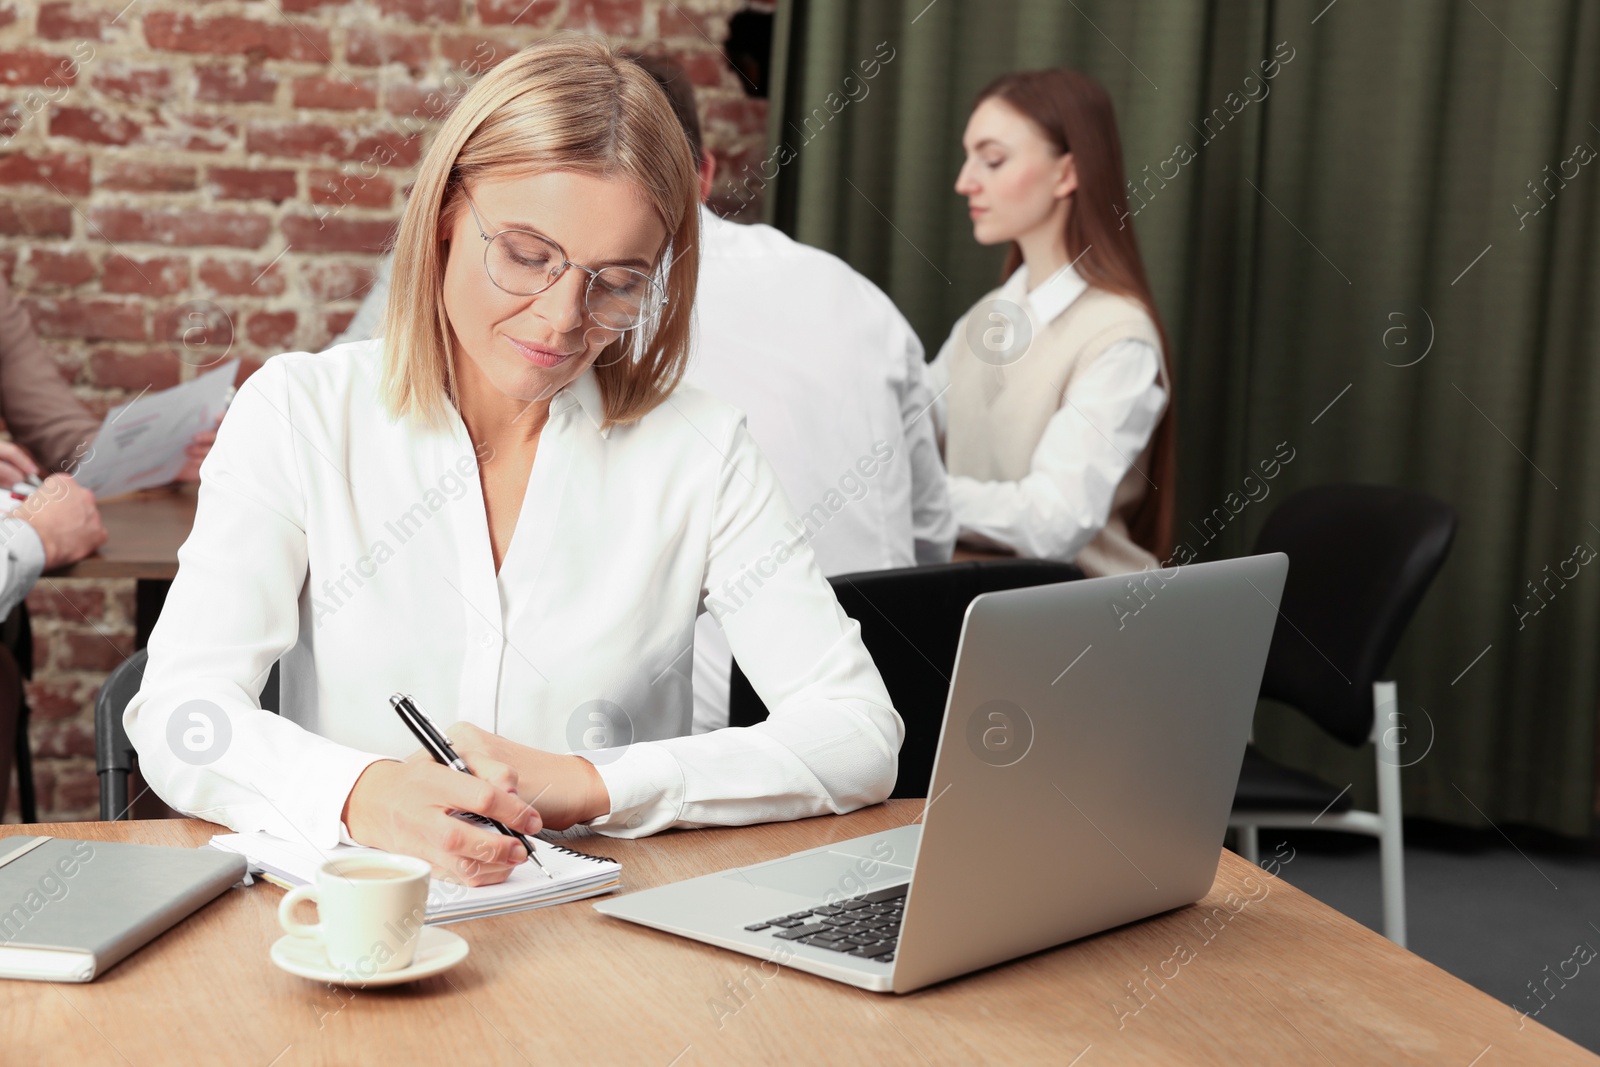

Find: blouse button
[479,633,497,650]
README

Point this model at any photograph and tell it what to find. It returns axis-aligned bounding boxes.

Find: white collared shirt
[686,206,956,733]
[124,340,901,847]
[927,263,1167,562]
[0,517,44,620]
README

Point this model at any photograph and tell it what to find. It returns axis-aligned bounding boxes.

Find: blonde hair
[381,35,700,429]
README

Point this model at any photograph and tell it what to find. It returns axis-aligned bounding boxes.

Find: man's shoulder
[704,211,813,262]
[706,213,868,276]
[703,215,906,322]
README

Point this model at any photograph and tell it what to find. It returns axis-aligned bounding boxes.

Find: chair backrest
[94,648,148,778]
[1251,484,1457,746]
[95,654,281,776]
[729,559,1082,797]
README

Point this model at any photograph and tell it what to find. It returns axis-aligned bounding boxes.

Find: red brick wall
[0,0,770,821]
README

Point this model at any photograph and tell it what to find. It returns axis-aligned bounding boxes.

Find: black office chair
[1231,484,1457,948]
[95,649,280,820]
[729,559,1083,798]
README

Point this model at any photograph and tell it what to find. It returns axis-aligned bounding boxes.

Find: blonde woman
[125,37,900,886]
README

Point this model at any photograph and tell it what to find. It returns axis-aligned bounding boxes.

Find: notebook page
[209,832,619,918]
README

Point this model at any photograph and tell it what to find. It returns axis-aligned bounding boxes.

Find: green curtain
[765,0,1600,835]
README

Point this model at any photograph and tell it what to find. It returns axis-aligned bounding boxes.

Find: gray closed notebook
[0,835,246,982]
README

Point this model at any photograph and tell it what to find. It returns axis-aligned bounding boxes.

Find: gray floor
[1251,825,1600,1054]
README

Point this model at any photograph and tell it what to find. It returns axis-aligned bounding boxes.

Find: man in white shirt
[334,56,955,735]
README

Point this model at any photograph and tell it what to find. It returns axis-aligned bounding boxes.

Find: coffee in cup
[277,854,431,977]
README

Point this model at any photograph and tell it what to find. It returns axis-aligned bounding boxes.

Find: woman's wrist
[573,754,612,824]
[341,758,401,841]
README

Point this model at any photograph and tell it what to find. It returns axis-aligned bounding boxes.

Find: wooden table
[45,484,197,647]
[1,802,1591,1066]
[49,484,196,581]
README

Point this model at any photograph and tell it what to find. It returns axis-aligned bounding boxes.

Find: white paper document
[73,360,239,500]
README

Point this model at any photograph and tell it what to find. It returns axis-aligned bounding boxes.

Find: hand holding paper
[72,360,239,500]
[174,416,223,484]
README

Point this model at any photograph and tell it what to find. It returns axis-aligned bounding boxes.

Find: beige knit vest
[946,284,1164,577]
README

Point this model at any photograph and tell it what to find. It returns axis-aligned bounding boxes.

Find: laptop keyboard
[741,884,908,963]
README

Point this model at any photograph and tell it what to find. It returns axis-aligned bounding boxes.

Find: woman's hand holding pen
[340,759,543,887]
[442,722,612,832]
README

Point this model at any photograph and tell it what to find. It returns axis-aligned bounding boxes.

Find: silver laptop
[594,553,1288,993]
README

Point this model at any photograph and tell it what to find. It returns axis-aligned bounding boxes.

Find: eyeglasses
[462,193,668,332]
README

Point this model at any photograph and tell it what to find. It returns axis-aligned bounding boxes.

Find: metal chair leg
[1238,824,1260,865]
[100,768,129,822]
[1373,680,1407,948]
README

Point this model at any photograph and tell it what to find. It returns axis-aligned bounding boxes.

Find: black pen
[389,693,550,879]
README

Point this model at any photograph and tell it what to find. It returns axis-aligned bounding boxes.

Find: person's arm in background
[0,276,103,474]
[0,474,106,615]
[947,341,1166,561]
[0,275,218,483]
[0,519,46,621]
[888,310,956,564]
[331,254,393,348]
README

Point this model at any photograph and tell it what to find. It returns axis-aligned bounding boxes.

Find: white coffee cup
[277,854,432,977]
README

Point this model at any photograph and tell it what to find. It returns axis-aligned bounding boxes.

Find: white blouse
[927,263,1167,561]
[124,340,901,848]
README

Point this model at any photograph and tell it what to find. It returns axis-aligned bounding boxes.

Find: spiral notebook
[209,832,620,924]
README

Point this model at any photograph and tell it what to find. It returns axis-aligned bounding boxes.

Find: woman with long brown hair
[929,69,1175,574]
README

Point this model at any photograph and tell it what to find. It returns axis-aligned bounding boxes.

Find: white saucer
[270,926,469,987]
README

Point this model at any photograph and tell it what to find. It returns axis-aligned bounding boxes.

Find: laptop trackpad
[726,851,914,898]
